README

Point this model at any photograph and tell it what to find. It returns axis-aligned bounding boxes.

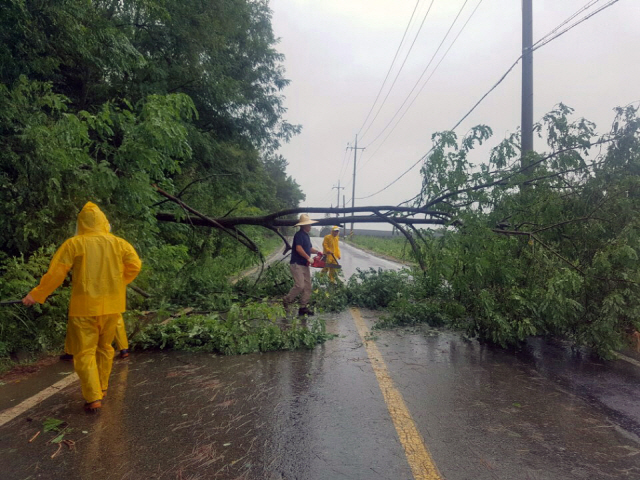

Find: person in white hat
[321,226,341,282]
[283,214,322,316]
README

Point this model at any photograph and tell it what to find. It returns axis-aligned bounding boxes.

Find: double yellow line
[350,308,442,480]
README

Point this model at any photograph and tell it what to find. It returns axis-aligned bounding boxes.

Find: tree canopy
[0,0,303,260]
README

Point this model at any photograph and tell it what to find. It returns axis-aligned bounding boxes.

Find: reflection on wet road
[1,243,640,479]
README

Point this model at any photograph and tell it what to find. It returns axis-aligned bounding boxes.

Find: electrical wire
[336,144,351,184]
[356,0,422,137]
[532,0,621,51]
[356,53,522,201]
[532,0,603,49]
[359,0,437,142]
[356,0,623,201]
[362,0,470,151]
[358,0,483,172]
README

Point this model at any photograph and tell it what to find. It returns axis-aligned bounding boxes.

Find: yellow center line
[350,307,442,480]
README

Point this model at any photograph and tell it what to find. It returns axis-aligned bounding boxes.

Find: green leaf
[43,418,64,432]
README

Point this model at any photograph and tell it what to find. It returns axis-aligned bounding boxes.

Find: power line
[362,0,471,150]
[356,0,422,137]
[336,144,351,184]
[357,54,522,201]
[533,0,621,51]
[356,0,622,201]
[359,0,437,142]
[359,0,484,171]
[533,0,603,49]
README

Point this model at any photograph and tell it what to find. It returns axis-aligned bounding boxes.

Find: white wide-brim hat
[294,213,318,226]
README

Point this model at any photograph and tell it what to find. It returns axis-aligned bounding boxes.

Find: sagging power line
[358,0,436,142]
[355,0,623,201]
[358,0,484,173]
[356,0,422,138]
[362,0,471,151]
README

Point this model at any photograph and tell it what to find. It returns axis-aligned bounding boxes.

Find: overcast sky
[270,0,640,224]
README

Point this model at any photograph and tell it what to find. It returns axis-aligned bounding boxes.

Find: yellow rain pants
[114,317,129,351]
[66,314,120,402]
[321,233,341,282]
[29,202,141,402]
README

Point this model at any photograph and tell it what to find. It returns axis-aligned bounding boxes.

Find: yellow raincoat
[322,230,341,281]
[30,203,141,315]
[30,202,141,404]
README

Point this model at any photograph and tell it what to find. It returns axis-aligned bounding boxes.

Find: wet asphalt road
[1,242,640,479]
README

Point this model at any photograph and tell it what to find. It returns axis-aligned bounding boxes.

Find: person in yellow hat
[321,226,341,282]
[22,202,141,412]
[283,214,322,316]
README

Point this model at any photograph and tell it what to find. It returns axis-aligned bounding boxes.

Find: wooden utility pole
[332,181,344,218]
[343,195,346,223]
[347,135,365,234]
[521,0,533,166]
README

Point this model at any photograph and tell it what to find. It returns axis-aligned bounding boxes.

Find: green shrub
[131,301,333,355]
[234,261,293,299]
[311,273,349,312]
[346,268,413,309]
[377,297,462,329]
[0,247,69,358]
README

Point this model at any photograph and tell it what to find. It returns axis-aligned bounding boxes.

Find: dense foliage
[131,303,332,355]
[0,0,306,363]
[353,105,640,357]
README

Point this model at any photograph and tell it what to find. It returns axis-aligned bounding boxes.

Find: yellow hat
[331,226,340,231]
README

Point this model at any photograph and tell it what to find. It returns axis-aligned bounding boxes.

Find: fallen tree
[153,184,451,271]
[153,105,640,277]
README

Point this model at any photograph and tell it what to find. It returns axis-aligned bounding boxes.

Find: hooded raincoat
[29,202,141,403]
[30,202,141,315]
[322,232,341,264]
[322,230,341,281]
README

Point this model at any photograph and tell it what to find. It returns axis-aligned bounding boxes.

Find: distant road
[310,238,405,280]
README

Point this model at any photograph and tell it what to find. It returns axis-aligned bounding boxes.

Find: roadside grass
[344,235,415,263]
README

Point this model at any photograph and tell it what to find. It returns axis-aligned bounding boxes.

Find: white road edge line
[613,352,640,368]
[0,372,78,428]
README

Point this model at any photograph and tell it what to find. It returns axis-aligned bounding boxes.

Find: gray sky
[270,0,640,220]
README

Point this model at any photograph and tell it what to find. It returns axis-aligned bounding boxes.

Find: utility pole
[332,181,344,218]
[347,135,365,235]
[521,0,533,167]
[343,195,346,223]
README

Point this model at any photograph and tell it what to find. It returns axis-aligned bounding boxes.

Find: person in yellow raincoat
[113,318,130,358]
[60,318,130,361]
[321,226,341,282]
[22,202,141,412]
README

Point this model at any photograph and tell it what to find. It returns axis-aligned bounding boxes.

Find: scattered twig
[28,431,41,443]
[51,443,62,459]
